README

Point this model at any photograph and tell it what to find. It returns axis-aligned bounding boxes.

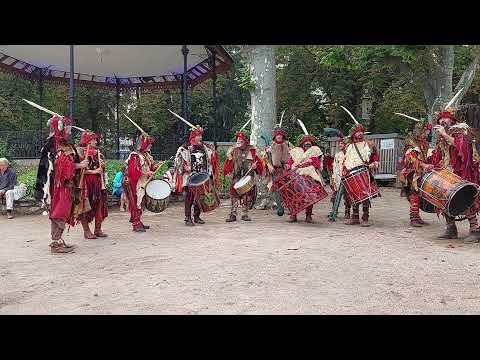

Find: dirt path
[1,188,480,314]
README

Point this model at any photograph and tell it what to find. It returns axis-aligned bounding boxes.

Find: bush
[16,166,37,197]
[0,138,17,170]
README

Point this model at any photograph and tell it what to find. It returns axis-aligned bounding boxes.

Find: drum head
[188,172,209,186]
[448,183,478,216]
[146,180,171,200]
[234,175,252,189]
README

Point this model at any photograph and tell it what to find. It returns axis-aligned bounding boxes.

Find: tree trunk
[424,46,480,144]
[243,45,277,209]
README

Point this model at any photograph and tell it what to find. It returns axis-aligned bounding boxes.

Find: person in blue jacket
[112,166,128,211]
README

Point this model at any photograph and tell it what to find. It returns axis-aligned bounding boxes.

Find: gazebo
[0,45,233,158]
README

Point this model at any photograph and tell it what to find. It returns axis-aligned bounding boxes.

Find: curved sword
[167,109,197,130]
[23,99,62,118]
[445,87,464,110]
[279,108,287,127]
[239,118,252,132]
[123,113,147,134]
[394,112,421,122]
[71,125,86,132]
[296,118,309,135]
[339,105,359,125]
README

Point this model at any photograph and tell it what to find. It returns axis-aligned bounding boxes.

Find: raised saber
[445,87,464,110]
[394,112,421,122]
[123,113,147,134]
[71,125,86,132]
[23,99,62,118]
[340,105,359,125]
[297,118,309,135]
[278,108,287,127]
[167,109,197,130]
[239,118,252,132]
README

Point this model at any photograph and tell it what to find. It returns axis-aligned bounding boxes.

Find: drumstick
[142,156,174,189]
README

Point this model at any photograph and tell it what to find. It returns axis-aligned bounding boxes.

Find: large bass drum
[188,172,220,213]
[145,179,171,213]
[419,168,479,217]
[273,171,328,216]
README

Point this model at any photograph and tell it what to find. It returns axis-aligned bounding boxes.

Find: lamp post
[68,45,75,123]
[182,45,189,140]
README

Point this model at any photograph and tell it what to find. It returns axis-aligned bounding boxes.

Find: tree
[239,45,277,209]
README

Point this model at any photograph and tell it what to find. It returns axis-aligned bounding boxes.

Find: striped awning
[0,45,233,90]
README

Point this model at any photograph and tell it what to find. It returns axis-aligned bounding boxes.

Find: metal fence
[0,131,44,159]
[327,133,405,180]
[1,130,180,160]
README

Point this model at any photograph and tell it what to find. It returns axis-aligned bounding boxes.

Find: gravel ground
[1,187,480,314]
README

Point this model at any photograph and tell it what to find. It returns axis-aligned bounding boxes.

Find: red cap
[236,131,249,145]
[272,128,287,141]
[188,127,204,144]
[435,111,457,124]
[350,124,365,142]
[50,115,72,149]
[80,130,98,146]
[139,134,155,152]
[299,134,316,147]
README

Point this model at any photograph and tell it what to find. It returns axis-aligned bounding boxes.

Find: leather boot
[194,217,205,224]
[225,214,237,223]
[344,208,351,219]
[464,229,480,243]
[287,214,297,223]
[185,218,195,226]
[438,224,458,239]
[410,219,423,227]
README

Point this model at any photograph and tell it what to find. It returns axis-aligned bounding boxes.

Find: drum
[234,174,255,196]
[145,179,171,213]
[419,197,437,213]
[419,168,479,217]
[273,171,328,216]
[188,172,220,213]
[341,166,380,205]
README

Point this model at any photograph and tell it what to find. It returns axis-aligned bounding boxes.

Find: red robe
[431,133,480,184]
[78,148,108,224]
[431,132,480,215]
[126,152,155,228]
[49,150,76,224]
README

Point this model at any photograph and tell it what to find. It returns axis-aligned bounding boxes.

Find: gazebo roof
[0,45,233,90]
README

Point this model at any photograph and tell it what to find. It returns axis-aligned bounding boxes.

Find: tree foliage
[1,45,480,152]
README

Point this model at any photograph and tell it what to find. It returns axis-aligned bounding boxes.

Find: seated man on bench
[0,158,16,219]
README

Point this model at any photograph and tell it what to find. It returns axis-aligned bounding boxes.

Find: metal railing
[327,133,405,180]
[1,130,179,160]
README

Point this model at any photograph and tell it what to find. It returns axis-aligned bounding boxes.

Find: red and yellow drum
[273,171,328,215]
[419,168,479,217]
[341,166,380,205]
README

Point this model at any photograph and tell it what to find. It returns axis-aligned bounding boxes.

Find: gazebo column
[210,49,218,143]
[182,45,189,139]
[68,45,75,123]
[116,80,121,160]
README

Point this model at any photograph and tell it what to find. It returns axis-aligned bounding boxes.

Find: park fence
[1,130,179,161]
[327,133,405,183]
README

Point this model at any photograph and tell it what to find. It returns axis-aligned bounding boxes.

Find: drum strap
[352,142,366,164]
